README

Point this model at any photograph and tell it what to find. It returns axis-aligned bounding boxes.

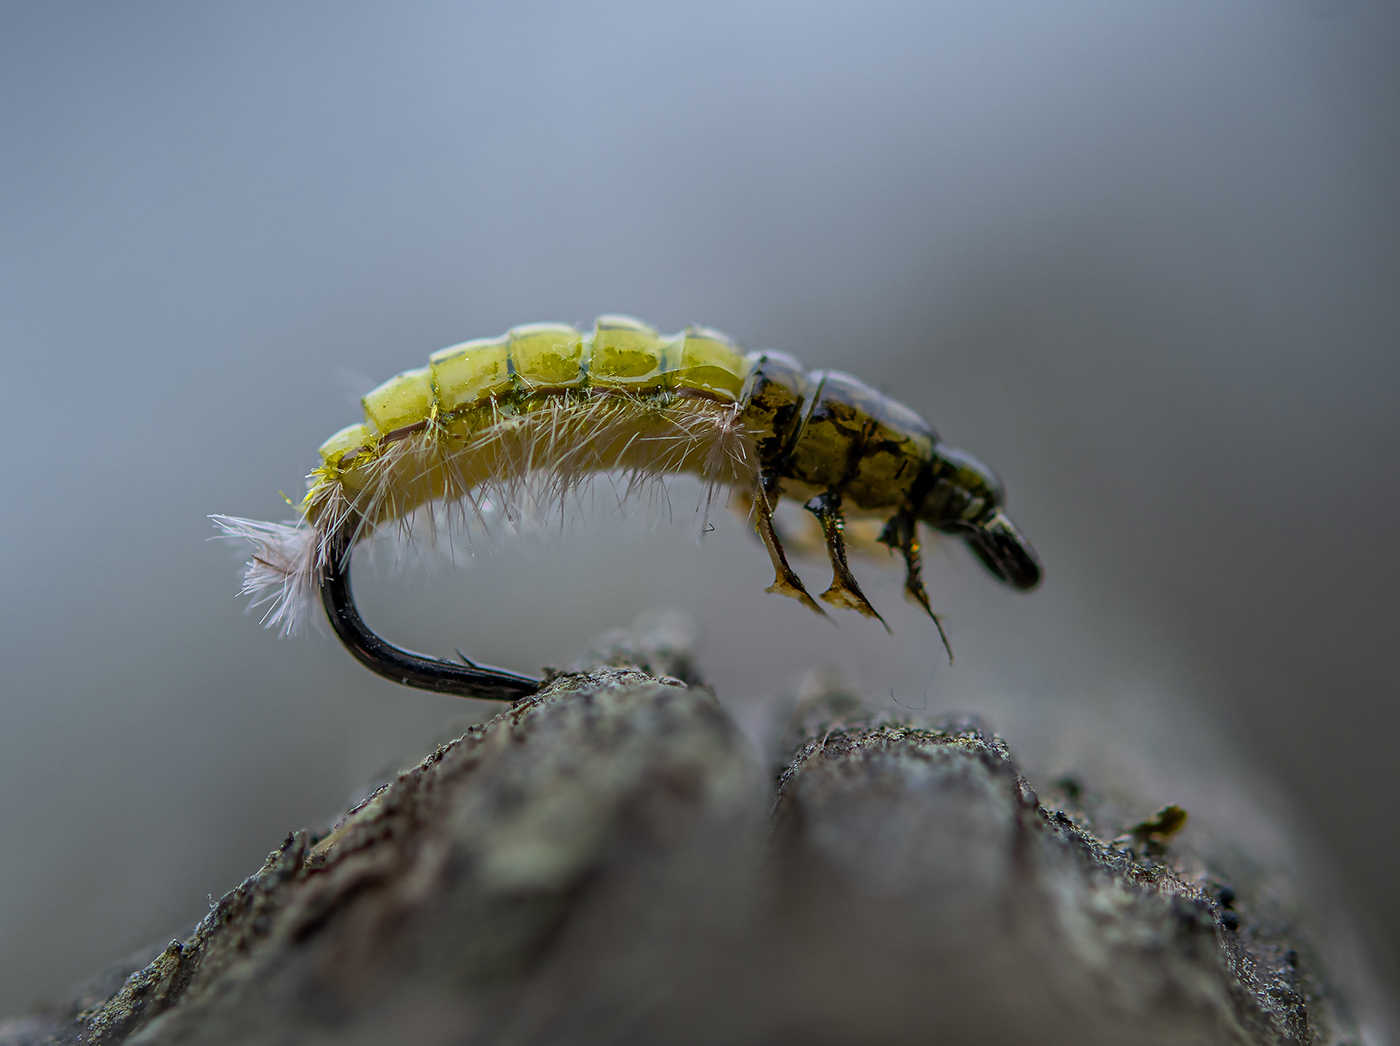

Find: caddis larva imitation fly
[215,316,1041,701]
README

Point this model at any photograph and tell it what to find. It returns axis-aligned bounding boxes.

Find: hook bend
[319,528,540,702]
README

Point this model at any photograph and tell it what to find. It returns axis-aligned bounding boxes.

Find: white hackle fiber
[210,516,321,637]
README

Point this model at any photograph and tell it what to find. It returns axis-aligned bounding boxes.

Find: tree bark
[0,612,1386,1046]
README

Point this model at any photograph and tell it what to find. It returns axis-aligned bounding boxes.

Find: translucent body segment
[316,435,452,527]
[666,326,753,402]
[740,350,812,467]
[318,423,376,468]
[841,377,937,512]
[362,367,435,435]
[305,423,379,526]
[430,336,512,412]
[865,395,937,446]
[508,323,586,389]
[783,371,935,512]
[925,445,1004,525]
[783,371,871,491]
[587,315,669,389]
[305,438,381,521]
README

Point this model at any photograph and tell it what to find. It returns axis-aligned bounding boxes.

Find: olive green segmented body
[217,314,1040,701]
[308,315,768,527]
[310,316,995,533]
[743,357,940,516]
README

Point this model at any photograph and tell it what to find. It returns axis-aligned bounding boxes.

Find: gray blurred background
[1,0,1396,1018]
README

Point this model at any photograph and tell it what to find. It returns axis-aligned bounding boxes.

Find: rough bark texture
[0,614,1385,1046]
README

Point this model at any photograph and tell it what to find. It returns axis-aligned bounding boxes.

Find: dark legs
[320,527,540,702]
[751,478,952,659]
[804,491,889,632]
[880,510,953,663]
[752,476,828,618]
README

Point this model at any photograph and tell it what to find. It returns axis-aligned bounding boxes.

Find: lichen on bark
[0,611,1386,1046]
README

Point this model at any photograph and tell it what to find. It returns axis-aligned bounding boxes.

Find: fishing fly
[214,315,1041,702]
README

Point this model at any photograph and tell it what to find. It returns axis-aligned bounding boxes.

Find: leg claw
[753,477,828,619]
[880,511,953,663]
[807,492,890,633]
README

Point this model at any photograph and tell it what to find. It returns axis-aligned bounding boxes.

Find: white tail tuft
[210,515,321,636]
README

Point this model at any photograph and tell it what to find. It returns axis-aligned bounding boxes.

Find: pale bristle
[214,397,759,635]
[209,515,320,637]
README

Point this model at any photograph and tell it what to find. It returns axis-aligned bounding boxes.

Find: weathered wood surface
[0,615,1387,1045]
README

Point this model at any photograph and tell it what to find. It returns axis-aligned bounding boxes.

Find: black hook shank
[319,529,541,702]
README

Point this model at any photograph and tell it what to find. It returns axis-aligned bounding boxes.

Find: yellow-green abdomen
[341,317,754,452]
[307,317,758,526]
